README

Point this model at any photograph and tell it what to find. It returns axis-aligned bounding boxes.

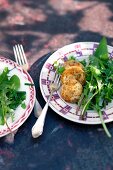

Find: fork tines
[13,44,28,66]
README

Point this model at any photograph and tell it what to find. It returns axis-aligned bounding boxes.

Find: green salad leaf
[94,37,109,61]
[0,67,26,125]
[53,61,65,74]
[79,37,113,137]
[10,75,20,90]
[53,37,113,137]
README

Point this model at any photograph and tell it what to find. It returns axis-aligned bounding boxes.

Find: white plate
[0,56,35,137]
[40,42,113,125]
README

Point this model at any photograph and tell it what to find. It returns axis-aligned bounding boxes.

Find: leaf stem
[81,90,98,116]
[4,115,13,135]
[76,93,84,114]
[98,110,111,138]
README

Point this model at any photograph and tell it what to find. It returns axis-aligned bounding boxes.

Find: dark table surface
[1,0,113,170]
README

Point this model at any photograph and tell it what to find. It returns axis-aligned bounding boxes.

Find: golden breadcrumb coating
[59,59,85,103]
[64,60,84,70]
[61,66,85,85]
[60,80,83,103]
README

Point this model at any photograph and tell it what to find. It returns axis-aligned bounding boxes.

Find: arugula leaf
[0,67,26,126]
[21,102,26,109]
[79,37,112,137]
[57,66,65,74]
[68,56,76,60]
[0,67,9,84]
[94,37,109,61]
[53,61,59,69]
[10,75,20,90]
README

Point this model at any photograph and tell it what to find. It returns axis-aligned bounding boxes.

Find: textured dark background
[0,0,113,170]
[0,0,113,65]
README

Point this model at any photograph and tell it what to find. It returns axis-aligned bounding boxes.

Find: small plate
[40,42,113,124]
[0,56,35,137]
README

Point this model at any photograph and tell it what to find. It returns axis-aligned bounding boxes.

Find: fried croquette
[64,60,84,70]
[60,80,83,103]
[61,66,85,85]
[59,59,85,103]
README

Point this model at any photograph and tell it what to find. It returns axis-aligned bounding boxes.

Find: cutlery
[13,44,42,117]
[3,45,42,143]
[32,70,60,138]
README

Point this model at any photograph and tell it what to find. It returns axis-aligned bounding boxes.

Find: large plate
[0,56,35,137]
[40,42,113,125]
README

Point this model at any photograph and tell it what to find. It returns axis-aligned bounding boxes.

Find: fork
[4,45,43,143]
[13,44,42,118]
[32,71,60,138]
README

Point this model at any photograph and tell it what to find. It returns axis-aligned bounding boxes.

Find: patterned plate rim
[0,56,36,137]
[39,42,113,125]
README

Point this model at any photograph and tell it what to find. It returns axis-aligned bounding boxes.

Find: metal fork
[13,44,42,118]
[32,71,60,138]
